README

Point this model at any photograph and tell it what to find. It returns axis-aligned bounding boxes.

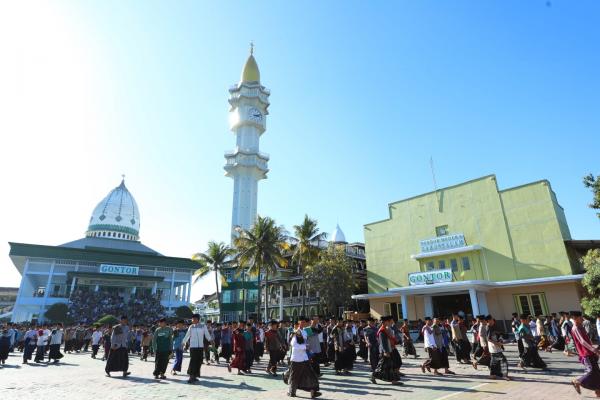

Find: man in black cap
[516,313,547,369]
[152,317,173,379]
[182,313,213,383]
[364,317,379,372]
[105,315,131,377]
[371,316,402,385]
[264,320,285,376]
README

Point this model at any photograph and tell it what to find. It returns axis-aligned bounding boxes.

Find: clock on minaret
[248,107,263,124]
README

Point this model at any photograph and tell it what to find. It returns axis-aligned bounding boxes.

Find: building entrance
[432,294,472,318]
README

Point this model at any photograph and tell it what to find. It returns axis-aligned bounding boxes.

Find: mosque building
[9,179,197,323]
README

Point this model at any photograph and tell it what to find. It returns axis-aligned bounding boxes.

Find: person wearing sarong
[284,317,321,398]
[371,315,402,385]
[91,326,103,359]
[331,319,354,374]
[487,317,510,380]
[516,314,547,369]
[102,327,112,361]
[562,313,577,356]
[228,322,246,374]
[421,317,443,375]
[326,318,336,365]
[569,311,600,397]
[171,320,186,375]
[22,328,37,364]
[0,329,11,365]
[183,313,212,383]
[364,318,379,372]
[219,322,233,363]
[433,317,455,375]
[243,322,255,372]
[34,328,47,363]
[400,319,418,358]
[105,316,131,377]
[265,320,285,376]
[346,322,357,362]
[473,317,491,369]
[306,317,324,376]
[357,320,368,362]
[470,315,484,361]
[48,324,64,363]
[537,316,553,352]
[450,314,470,364]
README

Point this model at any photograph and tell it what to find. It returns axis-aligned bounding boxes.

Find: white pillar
[469,288,480,316]
[186,282,191,303]
[70,277,77,296]
[95,285,100,292]
[40,260,56,321]
[424,295,433,318]
[477,291,489,315]
[131,286,136,295]
[401,294,408,320]
[152,282,157,295]
[169,269,175,308]
[279,285,284,321]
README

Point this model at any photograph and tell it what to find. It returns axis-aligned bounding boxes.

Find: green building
[353,175,597,324]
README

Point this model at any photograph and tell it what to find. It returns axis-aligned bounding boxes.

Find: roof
[565,240,600,251]
[352,274,584,299]
[9,242,199,273]
[60,237,161,255]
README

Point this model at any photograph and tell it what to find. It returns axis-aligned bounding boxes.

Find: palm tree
[292,215,327,316]
[192,241,235,321]
[234,215,288,321]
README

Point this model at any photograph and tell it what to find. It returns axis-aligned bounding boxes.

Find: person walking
[105,315,131,378]
[48,324,64,363]
[265,320,285,376]
[152,317,173,380]
[569,311,600,397]
[182,314,212,384]
[284,317,321,398]
[421,317,442,375]
[371,316,402,385]
[91,326,103,359]
[171,320,186,375]
[228,322,246,375]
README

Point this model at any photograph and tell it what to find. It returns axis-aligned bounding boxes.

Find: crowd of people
[2,310,600,398]
[67,290,164,325]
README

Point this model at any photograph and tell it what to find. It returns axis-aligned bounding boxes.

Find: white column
[41,260,56,320]
[401,294,408,320]
[477,291,489,315]
[152,268,158,295]
[15,259,30,306]
[469,288,480,316]
[187,272,193,303]
[95,285,100,292]
[279,285,284,321]
[131,286,136,295]
[70,277,77,296]
[184,283,189,303]
[169,269,175,309]
[424,295,433,318]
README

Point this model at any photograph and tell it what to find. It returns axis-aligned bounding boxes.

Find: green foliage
[192,241,235,321]
[44,302,69,323]
[305,246,356,316]
[583,173,600,218]
[581,249,600,316]
[291,215,327,314]
[175,305,194,319]
[96,314,119,326]
[234,215,288,320]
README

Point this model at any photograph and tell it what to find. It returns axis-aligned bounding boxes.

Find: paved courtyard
[0,344,593,399]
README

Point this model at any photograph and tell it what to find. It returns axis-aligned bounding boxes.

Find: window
[450,258,458,272]
[396,303,404,320]
[436,225,449,237]
[461,257,471,271]
[223,270,233,282]
[438,260,446,270]
[426,262,435,271]
[222,291,232,303]
[514,293,547,316]
[383,303,391,316]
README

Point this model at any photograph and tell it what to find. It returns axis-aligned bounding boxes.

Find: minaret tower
[224,45,270,238]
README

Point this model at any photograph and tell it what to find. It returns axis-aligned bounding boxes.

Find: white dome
[331,224,347,243]
[86,179,140,241]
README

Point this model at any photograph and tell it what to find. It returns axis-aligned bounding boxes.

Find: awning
[351,274,584,299]
[411,245,482,260]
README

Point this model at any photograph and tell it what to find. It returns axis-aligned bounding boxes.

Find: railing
[268,296,320,306]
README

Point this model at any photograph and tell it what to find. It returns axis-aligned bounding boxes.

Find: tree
[96,314,119,326]
[583,173,600,218]
[581,249,600,317]
[234,215,288,321]
[175,305,194,319]
[44,302,69,323]
[305,246,356,317]
[192,241,235,321]
[291,215,327,316]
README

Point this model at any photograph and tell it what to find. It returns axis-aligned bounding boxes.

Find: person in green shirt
[152,318,173,379]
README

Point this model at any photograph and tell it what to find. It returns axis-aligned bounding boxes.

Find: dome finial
[250,41,254,55]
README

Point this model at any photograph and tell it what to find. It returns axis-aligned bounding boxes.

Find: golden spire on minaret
[240,42,260,84]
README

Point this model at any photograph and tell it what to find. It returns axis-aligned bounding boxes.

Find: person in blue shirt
[171,320,187,375]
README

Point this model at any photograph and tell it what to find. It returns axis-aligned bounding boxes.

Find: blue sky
[1,1,598,296]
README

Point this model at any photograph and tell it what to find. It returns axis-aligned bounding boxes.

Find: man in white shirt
[421,317,442,376]
[183,314,212,384]
[48,323,64,363]
[91,326,103,359]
